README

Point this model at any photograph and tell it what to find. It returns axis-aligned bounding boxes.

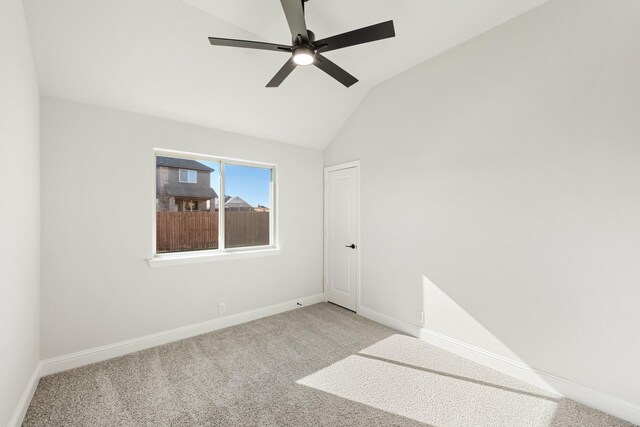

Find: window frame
[178,168,198,184]
[151,149,277,266]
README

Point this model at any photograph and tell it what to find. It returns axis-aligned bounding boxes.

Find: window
[224,164,273,249]
[179,169,197,183]
[155,151,275,257]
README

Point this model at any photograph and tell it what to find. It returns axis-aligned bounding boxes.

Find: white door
[325,163,359,311]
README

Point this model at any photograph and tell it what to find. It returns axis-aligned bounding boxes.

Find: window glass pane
[156,156,220,253]
[224,164,272,248]
[179,169,198,183]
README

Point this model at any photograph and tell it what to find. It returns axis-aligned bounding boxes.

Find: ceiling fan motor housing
[292,30,316,66]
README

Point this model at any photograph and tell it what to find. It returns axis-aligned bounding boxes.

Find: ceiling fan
[208,0,395,88]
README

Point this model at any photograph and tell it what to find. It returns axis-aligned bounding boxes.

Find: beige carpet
[24,303,633,426]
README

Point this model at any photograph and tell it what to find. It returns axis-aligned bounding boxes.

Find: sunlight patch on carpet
[297,335,561,426]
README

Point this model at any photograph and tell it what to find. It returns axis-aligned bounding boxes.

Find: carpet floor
[24,303,633,426]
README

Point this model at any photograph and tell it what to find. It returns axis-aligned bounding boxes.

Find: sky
[200,161,271,208]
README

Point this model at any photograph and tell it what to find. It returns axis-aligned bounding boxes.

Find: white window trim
[150,148,278,267]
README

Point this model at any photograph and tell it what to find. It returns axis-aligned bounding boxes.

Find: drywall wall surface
[0,0,41,424]
[40,97,323,359]
[325,0,640,405]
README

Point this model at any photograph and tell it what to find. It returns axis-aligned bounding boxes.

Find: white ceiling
[24,0,549,149]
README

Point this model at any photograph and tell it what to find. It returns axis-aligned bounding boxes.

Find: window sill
[147,247,281,268]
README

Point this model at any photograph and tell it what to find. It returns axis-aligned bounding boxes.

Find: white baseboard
[418,328,558,393]
[358,305,421,337]
[41,293,325,377]
[358,305,640,426]
[8,362,42,427]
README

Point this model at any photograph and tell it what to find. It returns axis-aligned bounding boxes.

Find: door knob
[345,244,356,249]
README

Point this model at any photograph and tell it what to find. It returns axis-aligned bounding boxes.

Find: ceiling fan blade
[314,54,358,88]
[314,20,395,53]
[208,37,292,52]
[266,58,297,87]
[280,0,309,43]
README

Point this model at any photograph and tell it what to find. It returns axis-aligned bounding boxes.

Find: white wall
[325,0,640,407]
[40,97,323,359]
[0,0,41,424]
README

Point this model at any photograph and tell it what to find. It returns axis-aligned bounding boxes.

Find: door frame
[324,160,361,313]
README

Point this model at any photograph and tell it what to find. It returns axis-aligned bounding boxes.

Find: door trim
[324,161,361,313]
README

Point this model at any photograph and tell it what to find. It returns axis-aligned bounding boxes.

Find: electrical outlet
[219,302,226,315]
[417,310,425,326]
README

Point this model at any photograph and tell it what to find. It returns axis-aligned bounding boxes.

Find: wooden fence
[156,211,269,253]
[225,211,270,248]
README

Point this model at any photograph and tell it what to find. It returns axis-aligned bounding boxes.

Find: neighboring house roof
[214,196,253,209]
[225,196,252,209]
[165,184,217,199]
[156,156,214,172]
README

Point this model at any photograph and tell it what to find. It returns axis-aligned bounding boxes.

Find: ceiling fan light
[293,47,315,66]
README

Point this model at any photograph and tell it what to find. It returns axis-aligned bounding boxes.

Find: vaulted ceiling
[24,0,549,149]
